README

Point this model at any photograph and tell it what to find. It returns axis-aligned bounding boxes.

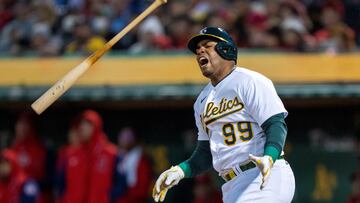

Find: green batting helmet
[187,27,237,63]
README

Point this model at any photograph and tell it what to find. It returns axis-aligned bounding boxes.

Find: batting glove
[249,154,274,190]
[152,165,185,202]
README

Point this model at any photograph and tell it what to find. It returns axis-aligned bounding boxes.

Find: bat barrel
[31,61,90,114]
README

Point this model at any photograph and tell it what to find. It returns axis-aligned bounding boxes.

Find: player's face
[0,160,11,178]
[78,119,94,142]
[15,120,30,141]
[195,39,230,83]
[68,127,80,146]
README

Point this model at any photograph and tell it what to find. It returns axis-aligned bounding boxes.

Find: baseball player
[152,27,295,203]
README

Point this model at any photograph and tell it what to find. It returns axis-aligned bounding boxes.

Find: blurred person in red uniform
[10,112,47,185]
[55,116,81,175]
[111,127,153,203]
[347,169,360,203]
[59,110,117,203]
[54,116,81,203]
[0,149,41,203]
[192,173,222,203]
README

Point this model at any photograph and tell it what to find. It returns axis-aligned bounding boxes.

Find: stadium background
[0,0,359,203]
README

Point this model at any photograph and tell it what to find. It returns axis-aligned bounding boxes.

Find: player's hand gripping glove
[152,165,185,202]
[249,154,274,190]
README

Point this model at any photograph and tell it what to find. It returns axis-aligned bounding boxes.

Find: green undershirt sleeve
[261,113,288,162]
[178,140,212,178]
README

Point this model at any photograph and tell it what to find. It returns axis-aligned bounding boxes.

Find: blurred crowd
[0,0,359,57]
[0,109,224,203]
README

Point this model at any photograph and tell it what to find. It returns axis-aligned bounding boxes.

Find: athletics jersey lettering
[194,67,287,173]
[203,96,244,125]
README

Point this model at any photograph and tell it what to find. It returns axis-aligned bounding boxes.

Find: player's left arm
[179,140,213,178]
[249,113,287,189]
[249,113,287,190]
[262,112,287,162]
[242,75,288,189]
[152,141,212,202]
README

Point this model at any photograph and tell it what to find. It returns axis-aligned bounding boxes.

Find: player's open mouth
[199,57,209,67]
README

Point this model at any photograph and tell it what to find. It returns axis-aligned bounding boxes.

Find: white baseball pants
[221,159,295,203]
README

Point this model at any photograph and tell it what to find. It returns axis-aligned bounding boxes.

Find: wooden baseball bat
[31,0,167,115]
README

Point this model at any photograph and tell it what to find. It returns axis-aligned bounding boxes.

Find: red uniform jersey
[115,151,153,203]
[60,110,117,203]
[0,149,41,203]
[11,113,46,182]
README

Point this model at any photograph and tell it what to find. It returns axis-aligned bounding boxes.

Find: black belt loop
[239,162,256,171]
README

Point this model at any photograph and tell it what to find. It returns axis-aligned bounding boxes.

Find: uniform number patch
[222,122,253,146]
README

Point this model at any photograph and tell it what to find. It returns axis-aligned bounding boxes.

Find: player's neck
[210,65,236,86]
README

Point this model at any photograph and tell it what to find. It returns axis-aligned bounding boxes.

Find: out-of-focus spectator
[30,23,62,56]
[89,2,111,37]
[0,2,32,55]
[10,111,47,185]
[111,127,153,203]
[31,0,57,27]
[129,15,170,53]
[343,0,360,46]
[280,28,305,51]
[167,16,192,49]
[58,110,117,203]
[245,1,282,49]
[65,21,106,54]
[189,0,212,23]
[107,0,135,50]
[347,169,360,203]
[280,0,312,32]
[232,0,250,47]
[314,7,356,53]
[0,149,42,203]
[0,0,14,31]
[192,173,222,203]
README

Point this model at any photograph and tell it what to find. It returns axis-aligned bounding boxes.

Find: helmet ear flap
[215,41,238,64]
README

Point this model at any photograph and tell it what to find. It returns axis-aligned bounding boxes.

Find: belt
[222,155,284,182]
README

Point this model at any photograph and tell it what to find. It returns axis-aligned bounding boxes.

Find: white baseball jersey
[194,66,287,174]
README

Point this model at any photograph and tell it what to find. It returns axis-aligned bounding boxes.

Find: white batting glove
[249,154,274,190]
[152,165,185,202]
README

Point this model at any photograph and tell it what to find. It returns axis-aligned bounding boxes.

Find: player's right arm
[152,140,213,202]
[152,90,213,202]
[178,98,213,177]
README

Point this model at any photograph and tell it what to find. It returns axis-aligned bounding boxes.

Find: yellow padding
[0,53,359,86]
